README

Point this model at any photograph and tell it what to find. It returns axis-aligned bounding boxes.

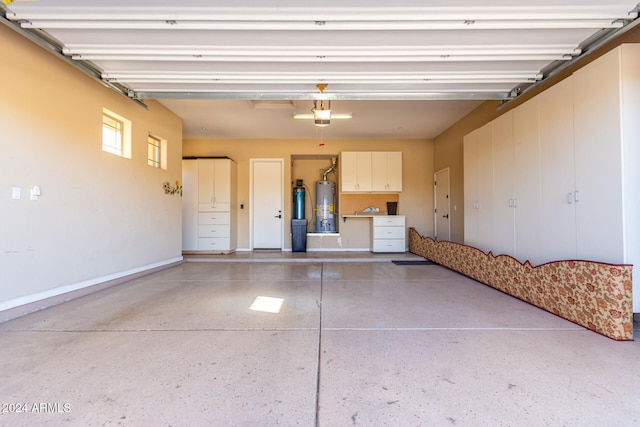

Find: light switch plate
[12,187,21,200]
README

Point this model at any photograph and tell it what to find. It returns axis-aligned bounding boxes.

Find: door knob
[275,214,282,218]
[443,214,449,219]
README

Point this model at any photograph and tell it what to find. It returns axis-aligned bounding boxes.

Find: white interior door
[434,168,451,241]
[251,159,284,249]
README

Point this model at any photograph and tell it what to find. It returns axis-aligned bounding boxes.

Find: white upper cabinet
[341,151,402,193]
[372,151,403,192]
[198,158,231,212]
[341,151,372,192]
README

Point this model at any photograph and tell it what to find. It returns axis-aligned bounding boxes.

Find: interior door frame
[250,158,285,250]
[434,167,451,241]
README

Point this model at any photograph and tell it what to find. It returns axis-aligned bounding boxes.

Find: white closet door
[573,48,624,263]
[356,152,373,192]
[197,159,214,206]
[539,77,577,262]
[181,159,199,251]
[340,151,358,192]
[371,151,387,191]
[463,131,479,247]
[492,111,515,256]
[513,99,542,265]
[476,122,494,253]
[213,159,231,205]
[386,151,403,191]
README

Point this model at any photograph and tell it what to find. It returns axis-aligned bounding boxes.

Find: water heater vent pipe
[323,157,337,181]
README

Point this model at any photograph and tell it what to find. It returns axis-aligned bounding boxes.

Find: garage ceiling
[2,1,639,139]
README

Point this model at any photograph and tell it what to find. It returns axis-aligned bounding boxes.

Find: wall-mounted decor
[163,180,182,196]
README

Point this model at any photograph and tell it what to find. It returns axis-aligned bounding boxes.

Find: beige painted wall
[183,138,434,250]
[433,101,503,243]
[0,24,183,311]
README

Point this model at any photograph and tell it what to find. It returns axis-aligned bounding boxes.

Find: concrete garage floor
[0,252,639,426]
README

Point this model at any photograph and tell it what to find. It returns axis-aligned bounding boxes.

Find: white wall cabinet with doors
[182,158,237,253]
[341,151,402,193]
[198,157,231,212]
[372,151,403,192]
[340,151,372,192]
[463,44,640,310]
[470,104,542,264]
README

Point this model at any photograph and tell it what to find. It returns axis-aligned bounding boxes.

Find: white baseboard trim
[0,256,184,323]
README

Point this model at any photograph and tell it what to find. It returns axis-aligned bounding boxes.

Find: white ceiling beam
[73,54,573,62]
[132,90,512,101]
[63,45,583,57]
[110,79,535,85]
[7,5,637,22]
[19,19,627,31]
[102,74,542,82]
[102,71,543,79]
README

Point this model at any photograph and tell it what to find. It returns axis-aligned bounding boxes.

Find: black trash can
[292,219,307,252]
[387,201,398,215]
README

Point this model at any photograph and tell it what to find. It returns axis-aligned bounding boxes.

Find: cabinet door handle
[574,190,580,202]
[567,193,573,204]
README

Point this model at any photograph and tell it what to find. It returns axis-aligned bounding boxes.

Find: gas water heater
[315,159,337,233]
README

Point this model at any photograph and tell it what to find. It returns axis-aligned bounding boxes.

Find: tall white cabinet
[464,44,640,311]
[538,77,577,262]
[463,122,493,252]
[182,158,237,253]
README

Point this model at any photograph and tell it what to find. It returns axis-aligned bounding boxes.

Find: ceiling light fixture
[293,113,353,120]
[312,100,331,127]
[312,83,330,127]
[291,84,352,126]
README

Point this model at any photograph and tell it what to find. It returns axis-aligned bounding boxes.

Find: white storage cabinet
[182,158,237,253]
[372,215,406,253]
[341,151,402,193]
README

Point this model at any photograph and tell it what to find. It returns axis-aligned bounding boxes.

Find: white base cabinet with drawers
[182,158,237,253]
[371,215,406,253]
